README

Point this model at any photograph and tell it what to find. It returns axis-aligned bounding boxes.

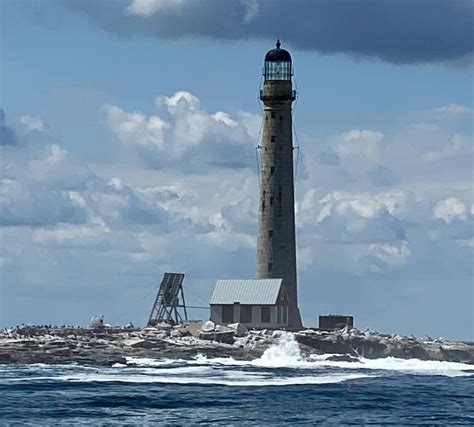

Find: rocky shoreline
[1,322,473,366]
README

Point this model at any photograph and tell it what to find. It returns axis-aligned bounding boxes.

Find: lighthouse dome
[263,40,292,81]
[264,39,292,62]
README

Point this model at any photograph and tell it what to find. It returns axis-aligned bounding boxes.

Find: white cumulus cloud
[102,91,259,170]
[125,0,186,17]
[433,197,468,223]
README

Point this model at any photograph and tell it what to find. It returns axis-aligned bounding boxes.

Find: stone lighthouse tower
[256,40,302,328]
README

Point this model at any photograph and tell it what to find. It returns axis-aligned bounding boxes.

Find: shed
[210,278,289,329]
[319,315,354,331]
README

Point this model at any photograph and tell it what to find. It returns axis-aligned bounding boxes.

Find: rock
[1,326,473,366]
[325,354,360,363]
[227,323,248,337]
[154,323,173,330]
[272,330,283,339]
[131,340,164,348]
[201,321,216,332]
[181,320,203,337]
[170,328,191,338]
[199,330,235,345]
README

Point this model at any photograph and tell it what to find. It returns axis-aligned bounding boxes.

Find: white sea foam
[54,371,369,387]
[126,332,473,377]
[308,354,474,377]
[6,333,470,388]
[254,332,303,367]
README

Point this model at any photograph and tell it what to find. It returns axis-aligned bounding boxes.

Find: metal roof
[265,40,292,62]
[210,278,283,305]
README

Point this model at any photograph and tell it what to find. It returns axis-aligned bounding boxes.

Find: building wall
[210,304,288,329]
[257,80,302,328]
[210,305,222,323]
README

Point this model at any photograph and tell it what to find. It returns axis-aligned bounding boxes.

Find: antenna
[148,273,188,326]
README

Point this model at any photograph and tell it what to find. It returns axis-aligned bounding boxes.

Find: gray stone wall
[257,80,302,328]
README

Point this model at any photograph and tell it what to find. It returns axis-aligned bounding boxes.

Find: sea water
[1,333,473,425]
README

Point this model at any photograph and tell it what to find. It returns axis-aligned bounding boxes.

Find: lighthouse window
[271,135,276,142]
[270,166,275,174]
[271,112,276,119]
[268,263,273,271]
[270,197,274,205]
[268,230,273,238]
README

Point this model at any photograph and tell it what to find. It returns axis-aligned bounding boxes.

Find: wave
[127,332,474,378]
[2,333,472,387]
[53,371,370,387]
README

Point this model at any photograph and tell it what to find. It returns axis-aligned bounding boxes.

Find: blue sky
[1,0,473,338]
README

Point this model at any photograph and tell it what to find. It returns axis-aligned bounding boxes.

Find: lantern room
[263,39,292,81]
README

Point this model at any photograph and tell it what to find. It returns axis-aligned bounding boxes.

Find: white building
[209,279,289,329]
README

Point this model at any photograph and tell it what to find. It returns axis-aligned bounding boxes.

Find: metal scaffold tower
[148,273,188,326]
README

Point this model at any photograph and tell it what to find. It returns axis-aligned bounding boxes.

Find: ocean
[1,333,473,425]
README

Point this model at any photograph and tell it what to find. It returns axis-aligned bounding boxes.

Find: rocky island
[1,321,473,367]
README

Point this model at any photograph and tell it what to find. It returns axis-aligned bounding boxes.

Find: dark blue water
[1,356,473,425]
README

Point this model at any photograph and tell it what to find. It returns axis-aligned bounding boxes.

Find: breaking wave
[128,332,474,378]
[2,333,472,388]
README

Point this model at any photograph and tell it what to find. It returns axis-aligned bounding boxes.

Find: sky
[0,0,473,339]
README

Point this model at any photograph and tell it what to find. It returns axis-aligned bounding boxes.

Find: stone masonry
[257,80,302,328]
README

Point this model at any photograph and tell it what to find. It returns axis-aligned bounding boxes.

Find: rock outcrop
[0,324,473,366]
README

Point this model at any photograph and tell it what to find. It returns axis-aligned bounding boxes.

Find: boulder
[226,323,248,337]
[170,328,191,338]
[181,320,203,337]
[215,324,233,333]
[199,330,235,345]
[154,322,173,330]
[201,321,216,332]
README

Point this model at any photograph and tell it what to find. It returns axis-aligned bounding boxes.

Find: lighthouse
[256,40,302,328]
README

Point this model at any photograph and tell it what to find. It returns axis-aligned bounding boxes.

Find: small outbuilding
[319,315,354,331]
[210,279,289,329]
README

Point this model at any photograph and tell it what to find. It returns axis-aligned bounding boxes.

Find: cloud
[336,129,384,163]
[0,108,18,146]
[434,104,473,119]
[18,116,45,133]
[0,178,88,227]
[422,133,468,163]
[68,0,474,65]
[433,197,468,223]
[319,149,340,166]
[102,91,259,171]
[125,0,185,17]
[367,241,411,267]
[298,190,409,244]
[1,99,473,337]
